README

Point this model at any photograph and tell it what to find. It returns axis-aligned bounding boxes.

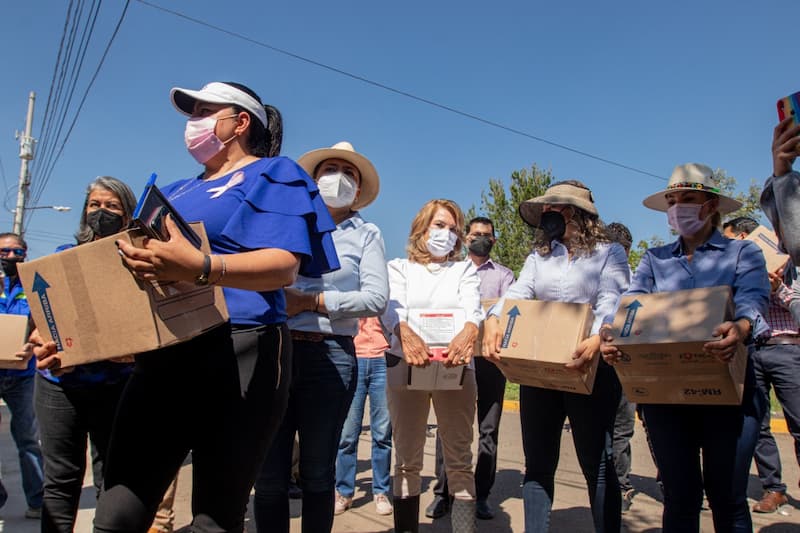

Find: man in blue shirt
[0,232,43,519]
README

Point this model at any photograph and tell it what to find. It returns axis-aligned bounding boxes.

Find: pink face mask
[667,202,708,237]
[184,115,235,164]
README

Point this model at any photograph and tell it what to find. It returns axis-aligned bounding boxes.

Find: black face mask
[467,235,494,257]
[1,258,22,278]
[540,211,567,241]
[87,209,125,238]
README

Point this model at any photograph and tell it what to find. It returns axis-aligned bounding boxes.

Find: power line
[134,0,666,182]
[27,0,131,229]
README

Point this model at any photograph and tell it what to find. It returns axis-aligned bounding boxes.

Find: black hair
[0,232,27,250]
[722,216,758,236]
[224,82,283,157]
[467,216,495,236]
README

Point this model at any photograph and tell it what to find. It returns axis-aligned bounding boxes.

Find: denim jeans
[752,343,800,493]
[520,362,621,533]
[254,335,357,533]
[0,374,44,510]
[335,356,391,497]
[34,373,127,533]
[640,361,766,533]
[612,392,636,492]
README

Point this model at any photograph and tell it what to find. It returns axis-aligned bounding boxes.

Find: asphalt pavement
[0,404,797,532]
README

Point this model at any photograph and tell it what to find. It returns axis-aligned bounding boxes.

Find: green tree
[468,165,554,275]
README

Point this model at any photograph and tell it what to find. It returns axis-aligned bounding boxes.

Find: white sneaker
[334,493,352,515]
[374,493,393,515]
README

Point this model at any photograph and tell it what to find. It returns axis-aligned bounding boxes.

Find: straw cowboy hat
[643,163,742,214]
[518,182,598,227]
[297,141,380,211]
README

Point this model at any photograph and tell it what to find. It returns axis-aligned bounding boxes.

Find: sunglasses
[0,248,26,258]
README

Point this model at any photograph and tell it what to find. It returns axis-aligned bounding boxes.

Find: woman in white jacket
[382,198,483,533]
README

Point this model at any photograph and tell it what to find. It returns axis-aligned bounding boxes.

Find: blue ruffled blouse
[161,157,340,325]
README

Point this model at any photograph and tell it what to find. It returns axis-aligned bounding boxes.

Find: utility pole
[14,92,36,236]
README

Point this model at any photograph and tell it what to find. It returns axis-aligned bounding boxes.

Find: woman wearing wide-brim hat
[253,142,389,533]
[602,163,770,532]
[483,180,630,532]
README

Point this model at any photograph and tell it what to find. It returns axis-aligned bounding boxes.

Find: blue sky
[0,1,796,259]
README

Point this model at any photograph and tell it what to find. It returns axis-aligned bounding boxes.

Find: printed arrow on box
[31,273,63,351]
[500,305,521,348]
[619,300,642,338]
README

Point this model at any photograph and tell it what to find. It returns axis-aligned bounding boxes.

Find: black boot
[451,499,477,533]
[393,495,420,533]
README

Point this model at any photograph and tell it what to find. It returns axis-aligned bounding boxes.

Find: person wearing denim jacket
[603,163,770,532]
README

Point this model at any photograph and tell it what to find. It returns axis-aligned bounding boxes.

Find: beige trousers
[150,475,178,532]
[387,368,477,500]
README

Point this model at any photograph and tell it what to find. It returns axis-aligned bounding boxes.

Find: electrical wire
[26,0,131,232]
[134,0,666,182]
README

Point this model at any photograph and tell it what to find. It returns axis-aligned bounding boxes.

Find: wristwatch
[195,254,212,286]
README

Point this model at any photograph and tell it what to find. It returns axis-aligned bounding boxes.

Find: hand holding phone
[774,92,800,176]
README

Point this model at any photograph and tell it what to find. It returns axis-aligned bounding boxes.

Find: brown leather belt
[290,330,335,343]
[763,335,800,346]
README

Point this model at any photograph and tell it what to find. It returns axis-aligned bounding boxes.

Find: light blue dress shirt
[288,213,389,336]
[490,241,630,334]
[628,229,770,338]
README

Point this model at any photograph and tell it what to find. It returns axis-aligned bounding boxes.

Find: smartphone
[777,91,800,124]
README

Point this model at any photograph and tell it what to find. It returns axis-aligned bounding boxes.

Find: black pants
[520,362,621,533]
[35,374,127,533]
[433,356,506,500]
[93,322,291,533]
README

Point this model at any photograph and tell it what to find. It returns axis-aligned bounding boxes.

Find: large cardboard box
[610,286,746,405]
[493,299,596,394]
[747,225,789,273]
[0,313,31,369]
[18,224,228,367]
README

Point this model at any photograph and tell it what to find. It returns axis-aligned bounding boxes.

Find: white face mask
[427,227,458,258]
[667,202,709,237]
[317,172,358,209]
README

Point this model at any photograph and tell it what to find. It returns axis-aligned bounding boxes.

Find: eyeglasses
[0,248,26,258]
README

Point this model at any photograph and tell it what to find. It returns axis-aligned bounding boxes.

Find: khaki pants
[150,476,178,532]
[387,367,477,500]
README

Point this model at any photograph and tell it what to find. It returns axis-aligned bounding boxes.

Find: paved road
[0,405,797,532]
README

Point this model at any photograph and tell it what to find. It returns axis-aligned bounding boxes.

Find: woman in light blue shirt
[602,163,769,533]
[253,142,389,533]
[484,180,630,533]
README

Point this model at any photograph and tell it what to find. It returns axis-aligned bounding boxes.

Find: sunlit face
[86,188,125,217]
[664,190,718,220]
[0,236,26,260]
[466,222,495,245]
[190,101,242,140]
[315,158,361,186]
[428,207,458,236]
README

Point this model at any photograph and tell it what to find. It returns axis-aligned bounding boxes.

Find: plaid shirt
[766,264,800,337]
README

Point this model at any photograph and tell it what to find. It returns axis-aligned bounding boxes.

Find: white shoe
[374,493,393,515]
[334,493,352,515]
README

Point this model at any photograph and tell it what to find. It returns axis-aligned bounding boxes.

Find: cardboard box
[610,286,746,405]
[747,225,789,273]
[0,313,31,369]
[18,223,228,367]
[493,299,596,394]
[385,354,466,391]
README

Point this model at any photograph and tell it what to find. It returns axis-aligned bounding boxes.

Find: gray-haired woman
[33,176,138,532]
